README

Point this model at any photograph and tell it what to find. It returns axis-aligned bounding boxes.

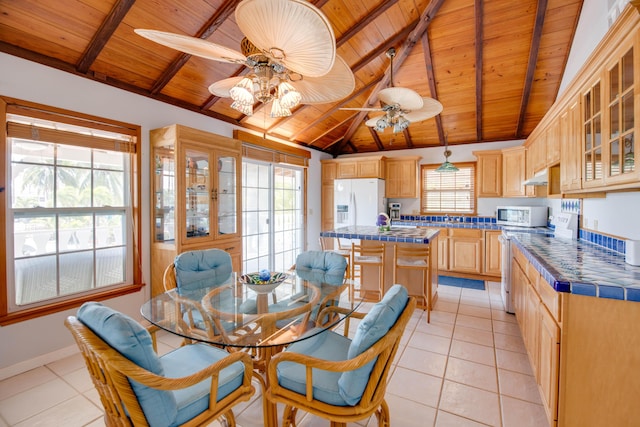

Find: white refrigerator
[334,178,387,228]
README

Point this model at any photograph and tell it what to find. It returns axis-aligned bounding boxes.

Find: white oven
[498,232,514,313]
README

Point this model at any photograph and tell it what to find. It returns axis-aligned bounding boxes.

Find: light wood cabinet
[546,119,561,166]
[560,99,582,192]
[385,156,421,198]
[502,146,527,197]
[437,228,449,272]
[474,150,502,197]
[333,155,386,179]
[448,229,483,274]
[150,124,242,296]
[538,303,560,424]
[320,161,337,246]
[484,230,502,277]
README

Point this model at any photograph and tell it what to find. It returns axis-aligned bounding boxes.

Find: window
[1,97,142,325]
[420,162,476,214]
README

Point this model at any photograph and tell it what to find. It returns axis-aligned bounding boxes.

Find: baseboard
[0,344,79,381]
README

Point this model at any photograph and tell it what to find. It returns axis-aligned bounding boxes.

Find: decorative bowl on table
[239,271,288,293]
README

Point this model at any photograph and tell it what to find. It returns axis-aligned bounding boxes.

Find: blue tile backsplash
[579,229,626,255]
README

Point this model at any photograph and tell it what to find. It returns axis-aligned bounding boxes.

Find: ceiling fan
[341,47,443,133]
[135,0,355,118]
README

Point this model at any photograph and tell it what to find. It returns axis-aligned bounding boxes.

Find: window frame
[0,96,143,325]
[420,162,477,215]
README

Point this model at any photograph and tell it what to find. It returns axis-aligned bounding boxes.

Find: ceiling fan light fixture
[393,116,410,133]
[278,81,301,109]
[231,100,254,116]
[374,116,389,132]
[229,77,255,106]
[270,97,292,118]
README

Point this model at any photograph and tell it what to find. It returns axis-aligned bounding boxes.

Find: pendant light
[435,137,459,173]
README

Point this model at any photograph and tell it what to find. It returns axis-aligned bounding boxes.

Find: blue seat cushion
[174,249,232,293]
[296,251,347,283]
[162,343,246,426]
[277,328,352,406]
[77,302,177,427]
[338,285,409,405]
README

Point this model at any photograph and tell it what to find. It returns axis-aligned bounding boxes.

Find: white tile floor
[0,282,549,427]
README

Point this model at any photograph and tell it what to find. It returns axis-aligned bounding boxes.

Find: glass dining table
[141,268,362,372]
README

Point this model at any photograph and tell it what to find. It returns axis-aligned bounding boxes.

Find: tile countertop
[321,225,440,244]
[509,233,640,302]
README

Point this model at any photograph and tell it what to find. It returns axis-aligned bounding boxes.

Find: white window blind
[421,163,476,214]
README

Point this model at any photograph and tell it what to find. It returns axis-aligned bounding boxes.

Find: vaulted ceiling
[0,0,583,156]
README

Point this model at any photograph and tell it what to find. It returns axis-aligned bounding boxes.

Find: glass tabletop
[141,269,361,349]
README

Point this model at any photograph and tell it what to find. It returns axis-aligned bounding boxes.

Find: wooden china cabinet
[150,124,242,296]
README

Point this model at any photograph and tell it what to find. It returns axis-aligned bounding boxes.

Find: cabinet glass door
[153,145,175,242]
[217,155,237,236]
[583,82,602,182]
[608,48,634,177]
[185,148,211,240]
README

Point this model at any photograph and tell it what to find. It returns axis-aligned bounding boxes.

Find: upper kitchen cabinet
[582,78,606,189]
[474,150,502,197]
[150,124,242,296]
[502,146,527,197]
[604,43,637,186]
[385,156,421,198]
[560,98,582,192]
[334,155,386,179]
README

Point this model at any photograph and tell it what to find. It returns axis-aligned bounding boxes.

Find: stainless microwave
[496,206,548,227]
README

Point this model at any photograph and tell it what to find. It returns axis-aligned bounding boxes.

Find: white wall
[0,53,321,377]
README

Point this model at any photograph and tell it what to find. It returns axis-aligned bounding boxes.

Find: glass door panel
[185,148,210,239]
[608,47,634,178]
[153,145,175,242]
[217,155,237,235]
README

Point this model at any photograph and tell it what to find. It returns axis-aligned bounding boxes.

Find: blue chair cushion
[174,249,232,293]
[77,302,177,427]
[338,285,409,405]
[296,251,347,282]
[277,328,353,407]
[161,343,246,426]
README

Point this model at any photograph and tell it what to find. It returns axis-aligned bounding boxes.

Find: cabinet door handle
[212,188,217,201]
[225,246,234,251]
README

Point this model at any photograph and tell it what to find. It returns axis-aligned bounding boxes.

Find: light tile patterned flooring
[0,282,549,427]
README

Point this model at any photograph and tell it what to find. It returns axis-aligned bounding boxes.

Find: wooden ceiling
[0,0,583,156]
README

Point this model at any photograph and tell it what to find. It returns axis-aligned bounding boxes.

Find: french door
[242,160,304,274]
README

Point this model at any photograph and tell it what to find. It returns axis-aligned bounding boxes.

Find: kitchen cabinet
[150,124,242,296]
[474,150,502,197]
[502,146,527,197]
[448,229,483,274]
[582,78,605,188]
[560,98,582,192]
[320,161,337,248]
[437,228,449,271]
[385,156,421,198]
[546,119,561,166]
[334,155,386,179]
[484,230,502,277]
[538,303,560,424]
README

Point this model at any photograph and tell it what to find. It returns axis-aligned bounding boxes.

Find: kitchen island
[321,226,440,309]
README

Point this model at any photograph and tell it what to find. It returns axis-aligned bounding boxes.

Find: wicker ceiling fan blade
[235,0,336,77]
[403,97,443,122]
[134,29,247,63]
[377,87,424,110]
[208,76,245,97]
[295,56,355,104]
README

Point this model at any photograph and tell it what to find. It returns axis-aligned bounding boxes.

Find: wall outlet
[593,219,598,230]
[583,217,588,228]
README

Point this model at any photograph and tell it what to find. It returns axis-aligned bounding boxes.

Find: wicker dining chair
[265,285,416,427]
[65,301,255,427]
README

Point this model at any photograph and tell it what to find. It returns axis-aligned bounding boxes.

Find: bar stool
[319,237,351,279]
[393,244,432,323]
[351,242,385,301]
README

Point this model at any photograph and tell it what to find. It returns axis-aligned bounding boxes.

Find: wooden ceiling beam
[76,0,135,73]
[335,0,400,47]
[350,19,418,73]
[334,0,447,154]
[403,128,413,148]
[475,0,484,142]
[420,24,444,145]
[308,112,361,146]
[516,0,548,137]
[150,0,242,95]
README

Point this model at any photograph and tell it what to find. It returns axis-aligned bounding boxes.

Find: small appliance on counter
[496,205,548,227]
[626,240,640,266]
[551,212,578,239]
[389,202,401,220]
